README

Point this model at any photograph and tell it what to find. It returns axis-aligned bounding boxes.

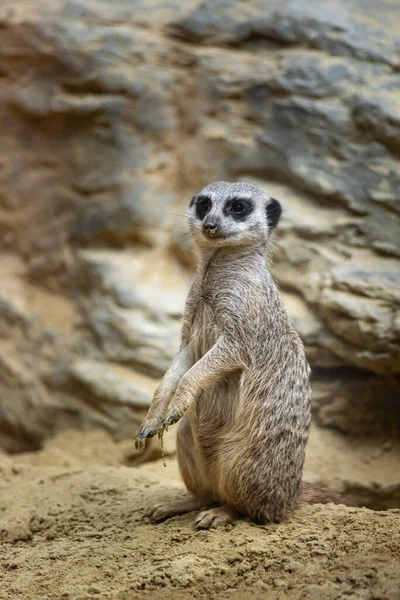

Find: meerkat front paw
[162,408,183,429]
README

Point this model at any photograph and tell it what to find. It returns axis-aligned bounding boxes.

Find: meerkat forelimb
[135,344,192,448]
[162,336,245,428]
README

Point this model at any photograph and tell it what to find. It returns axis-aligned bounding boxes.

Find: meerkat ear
[266,198,282,230]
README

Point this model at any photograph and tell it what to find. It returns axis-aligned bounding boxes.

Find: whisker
[176,232,194,243]
[165,212,187,219]
[175,230,202,244]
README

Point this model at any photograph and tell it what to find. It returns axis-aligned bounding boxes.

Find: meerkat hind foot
[195,505,240,530]
[145,497,206,523]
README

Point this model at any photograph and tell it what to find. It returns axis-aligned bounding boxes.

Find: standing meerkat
[136,181,344,528]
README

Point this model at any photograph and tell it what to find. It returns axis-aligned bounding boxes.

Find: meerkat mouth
[203,233,228,242]
[203,230,240,240]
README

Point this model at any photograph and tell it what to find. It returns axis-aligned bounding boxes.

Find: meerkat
[135,181,347,529]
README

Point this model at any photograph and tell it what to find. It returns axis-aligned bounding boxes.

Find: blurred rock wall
[0,0,399,451]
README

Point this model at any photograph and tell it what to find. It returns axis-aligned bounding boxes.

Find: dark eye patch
[223,197,254,221]
[266,198,282,230]
[194,195,211,220]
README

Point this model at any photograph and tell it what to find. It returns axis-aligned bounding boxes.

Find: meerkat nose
[203,222,220,236]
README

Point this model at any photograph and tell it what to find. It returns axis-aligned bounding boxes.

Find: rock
[0,2,180,280]
[311,371,400,439]
[79,248,187,377]
[0,344,160,452]
[78,248,188,318]
[71,178,177,248]
[172,0,400,69]
[0,254,85,452]
[353,90,400,155]
[85,302,181,378]
[304,425,400,510]
[319,261,400,373]
[169,0,280,43]
[266,53,354,99]
[63,0,198,28]
[69,360,160,440]
[70,360,157,409]
[0,352,59,453]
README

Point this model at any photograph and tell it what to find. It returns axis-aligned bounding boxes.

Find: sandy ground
[0,429,399,600]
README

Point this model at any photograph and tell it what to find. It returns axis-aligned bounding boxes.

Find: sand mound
[0,439,399,600]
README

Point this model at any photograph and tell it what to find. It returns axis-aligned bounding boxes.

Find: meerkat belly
[190,375,242,491]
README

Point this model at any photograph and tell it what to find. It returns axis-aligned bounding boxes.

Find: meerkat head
[187,181,282,250]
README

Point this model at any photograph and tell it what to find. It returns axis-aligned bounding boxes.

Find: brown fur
[136,181,349,528]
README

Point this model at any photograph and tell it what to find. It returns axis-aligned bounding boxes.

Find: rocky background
[0,0,399,493]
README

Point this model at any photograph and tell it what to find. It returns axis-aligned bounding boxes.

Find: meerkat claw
[135,426,158,450]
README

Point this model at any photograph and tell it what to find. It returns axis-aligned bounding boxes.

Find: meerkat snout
[203,220,220,237]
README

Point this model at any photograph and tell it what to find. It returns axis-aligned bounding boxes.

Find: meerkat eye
[224,197,254,221]
[232,200,246,213]
[195,195,211,220]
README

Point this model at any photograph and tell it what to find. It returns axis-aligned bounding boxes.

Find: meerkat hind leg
[145,497,207,523]
[195,505,240,529]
